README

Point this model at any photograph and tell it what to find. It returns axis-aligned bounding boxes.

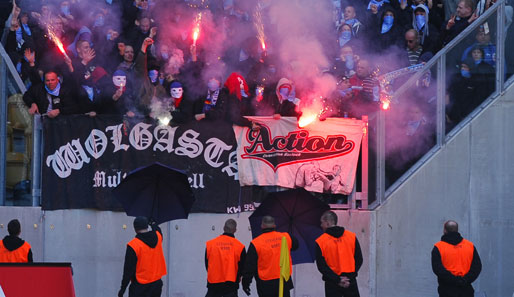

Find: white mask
[112,75,126,87]
[237,77,244,91]
[170,87,183,99]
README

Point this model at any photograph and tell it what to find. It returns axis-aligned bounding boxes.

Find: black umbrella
[112,162,195,224]
[249,188,330,264]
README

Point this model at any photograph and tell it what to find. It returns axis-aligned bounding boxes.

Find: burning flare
[298,112,318,128]
[47,25,69,59]
[254,3,266,51]
[192,12,202,46]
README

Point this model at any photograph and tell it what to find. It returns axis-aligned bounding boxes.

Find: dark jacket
[431,232,482,297]
[22,82,79,115]
[205,88,254,127]
[315,226,363,283]
[204,232,247,294]
[2,235,33,262]
[119,223,163,295]
[242,228,299,296]
[441,15,472,46]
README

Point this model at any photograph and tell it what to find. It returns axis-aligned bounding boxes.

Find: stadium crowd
[0,0,512,185]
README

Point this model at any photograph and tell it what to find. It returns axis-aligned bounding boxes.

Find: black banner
[42,115,256,213]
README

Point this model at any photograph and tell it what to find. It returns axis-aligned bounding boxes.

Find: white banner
[233,117,365,195]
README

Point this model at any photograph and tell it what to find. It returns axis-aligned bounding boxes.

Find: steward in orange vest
[242,216,298,297]
[0,219,33,263]
[118,217,167,297]
[431,220,481,297]
[205,219,246,297]
[315,211,362,297]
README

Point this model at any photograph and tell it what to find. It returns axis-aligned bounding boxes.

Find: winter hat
[133,216,149,231]
[113,69,127,77]
[170,81,183,89]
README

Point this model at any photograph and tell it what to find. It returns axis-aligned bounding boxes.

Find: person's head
[344,5,357,20]
[261,215,276,229]
[60,1,71,16]
[340,45,354,60]
[356,59,371,78]
[112,69,127,87]
[475,27,490,44]
[139,16,151,34]
[443,220,459,234]
[414,7,426,17]
[471,47,484,62]
[93,11,105,27]
[123,45,134,63]
[456,0,474,18]
[223,219,237,234]
[76,39,91,58]
[7,219,21,236]
[337,75,351,89]
[405,29,420,50]
[133,216,149,233]
[20,12,29,24]
[339,23,352,38]
[207,77,221,91]
[320,210,338,231]
[382,9,395,24]
[51,17,64,33]
[169,81,184,99]
[44,71,59,91]
[460,62,471,77]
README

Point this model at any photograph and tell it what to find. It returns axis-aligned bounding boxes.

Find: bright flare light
[158,116,171,126]
[47,26,69,59]
[298,112,317,128]
[254,3,266,52]
[192,12,202,46]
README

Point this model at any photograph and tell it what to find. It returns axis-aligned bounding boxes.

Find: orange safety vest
[127,231,167,284]
[251,231,292,281]
[206,235,245,284]
[434,239,474,276]
[315,231,356,275]
[0,240,31,263]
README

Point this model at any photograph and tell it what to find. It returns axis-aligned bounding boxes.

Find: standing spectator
[242,216,298,297]
[349,59,379,118]
[411,5,441,53]
[432,220,482,297]
[461,26,496,68]
[0,219,33,263]
[315,211,363,297]
[118,217,166,297]
[371,7,406,53]
[441,0,478,46]
[342,5,364,38]
[205,219,246,297]
[23,69,79,118]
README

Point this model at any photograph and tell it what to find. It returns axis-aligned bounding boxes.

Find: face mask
[341,31,352,40]
[416,14,426,30]
[345,55,354,70]
[106,33,112,40]
[159,78,164,85]
[383,15,394,25]
[94,16,105,27]
[148,70,158,83]
[161,52,169,60]
[61,5,70,16]
[207,79,220,92]
[474,59,482,65]
[105,0,113,4]
[279,87,290,100]
[170,87,183,99]
[461,69,471,78]
[112,75,127,87]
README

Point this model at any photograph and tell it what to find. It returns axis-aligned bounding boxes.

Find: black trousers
[205,288,238,297]
[128,279,163,297]
[324,279,360,297]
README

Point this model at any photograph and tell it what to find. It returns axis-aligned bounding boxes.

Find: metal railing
[372,0,512,206]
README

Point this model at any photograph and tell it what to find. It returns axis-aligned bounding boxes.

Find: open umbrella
[249,188,330,264]
[112,162,195,224]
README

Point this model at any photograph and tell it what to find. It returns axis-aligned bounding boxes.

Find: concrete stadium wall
[0,208,372,297]
[373,83,514,297]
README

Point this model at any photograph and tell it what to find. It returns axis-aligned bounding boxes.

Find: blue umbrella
[112,162,195,224]
[249,188,330,264]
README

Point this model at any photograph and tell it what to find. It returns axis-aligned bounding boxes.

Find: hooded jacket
[119,224,164,294]
[431,232,482,297]
[411,5,441,53]
[0,235,33,262]
[273,78,301,117]
[315,226,363,284]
